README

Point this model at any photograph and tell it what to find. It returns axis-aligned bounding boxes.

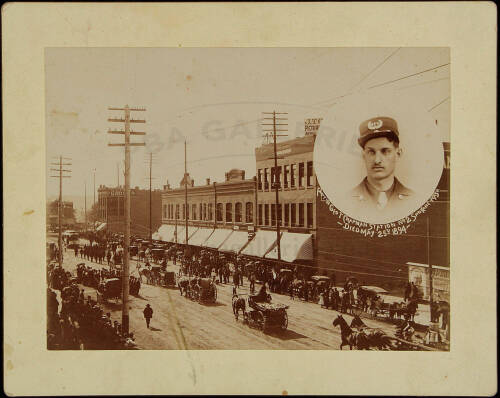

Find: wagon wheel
[254,311,265,330]
[262,314,270,332]
[281,311,288,330]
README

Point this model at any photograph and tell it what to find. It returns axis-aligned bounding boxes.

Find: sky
[45,47,450,207]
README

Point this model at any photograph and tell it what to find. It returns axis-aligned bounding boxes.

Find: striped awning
[188,227,215,247]
[179,227,199,244]
[170,225,184,243]
[155,224,176,241]
[218,230,251,253]
[96,223,107,232]
[202,228,233,249]
[240,230,280,258]
[265,232,313,262]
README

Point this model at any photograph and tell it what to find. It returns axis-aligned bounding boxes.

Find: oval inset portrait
[314,92,445,225]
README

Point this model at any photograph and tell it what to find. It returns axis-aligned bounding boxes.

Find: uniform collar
[363,177,396,201]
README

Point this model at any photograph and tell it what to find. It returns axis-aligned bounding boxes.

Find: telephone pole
[184,141,189,246]
[50,156,72,267]
[427,216,434,321]
[143,152,157,242]
[262,111,288,261]
[84,181,87,232]
[93,168,96,207]
[108,105,146,335]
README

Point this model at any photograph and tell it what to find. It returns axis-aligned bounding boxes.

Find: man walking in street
[143,304,153,329]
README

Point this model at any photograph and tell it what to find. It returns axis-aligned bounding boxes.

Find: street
[51,237,407,350]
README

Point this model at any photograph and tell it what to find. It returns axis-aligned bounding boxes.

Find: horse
[332,314,366,350]
[370,296,384,318]
[431,300,449,323]
[404,299,418,322]
[178,277,190,297]
[139,268,152,284]
[232,294,246,321]
[350,315,394,350]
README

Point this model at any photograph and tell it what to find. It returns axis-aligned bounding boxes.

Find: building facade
[97,185,163,238]
[47,200,75,227]
[161,170,256,233]
[255,134,317,232]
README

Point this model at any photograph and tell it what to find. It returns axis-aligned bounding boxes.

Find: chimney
[191,180,195,187]
[206,178,210,185]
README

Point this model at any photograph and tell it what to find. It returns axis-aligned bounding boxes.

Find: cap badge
[368,119,383,130]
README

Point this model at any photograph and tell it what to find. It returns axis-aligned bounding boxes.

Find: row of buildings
[97,124,450,294]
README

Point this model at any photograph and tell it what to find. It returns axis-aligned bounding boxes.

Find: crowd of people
[47,262,137,350]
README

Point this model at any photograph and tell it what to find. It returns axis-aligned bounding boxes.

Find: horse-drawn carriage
[232,293,289,332]
[97,278,122,303]
[129,245,139,257]
[151,248,164,264]
[178,277,217,304]
[194,278,217,303]
[276,269,294,294]
[310,275,331,302]
[162,271,176,288]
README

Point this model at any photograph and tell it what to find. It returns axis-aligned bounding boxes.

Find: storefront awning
[155,224,175,241]
[265,232,313,262]
[218,230,252,253]
[188,227,215,247]
[170,225,184,243]
[241,230,280,258]
[202,228,233,249]
[96,223,107,232]
[179,227,199,244]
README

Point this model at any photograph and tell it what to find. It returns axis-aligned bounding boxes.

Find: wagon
[311,275,331,301]
[161,271,177,288]
[129,245,139,257]
[97,278,122,303]
[151,248,164,264]
[246,298,289,332]
[194,278,217,303]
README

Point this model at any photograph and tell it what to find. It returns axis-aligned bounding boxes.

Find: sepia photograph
[45,47,450,351]
[3,3,496,396]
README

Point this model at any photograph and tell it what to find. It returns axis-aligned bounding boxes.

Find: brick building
[97,185,163,238]
[47,200,75,227]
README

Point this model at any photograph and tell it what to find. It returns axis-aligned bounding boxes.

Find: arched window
[235,202,242,223]
[225,203,233,222]
[245,202,253,223]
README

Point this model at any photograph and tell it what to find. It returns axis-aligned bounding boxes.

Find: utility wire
[315,47,402,106]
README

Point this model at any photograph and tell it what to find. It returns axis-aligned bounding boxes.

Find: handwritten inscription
[317,187,440,238]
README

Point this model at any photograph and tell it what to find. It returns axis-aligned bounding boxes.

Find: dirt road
[52,241,404,350]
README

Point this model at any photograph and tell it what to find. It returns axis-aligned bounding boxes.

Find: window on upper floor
[245,202,253,223]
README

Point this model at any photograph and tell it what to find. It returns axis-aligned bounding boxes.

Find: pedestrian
[143,304,153,329]
[249,272,256,294]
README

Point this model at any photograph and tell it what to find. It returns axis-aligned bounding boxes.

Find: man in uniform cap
[350,116,414,216]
